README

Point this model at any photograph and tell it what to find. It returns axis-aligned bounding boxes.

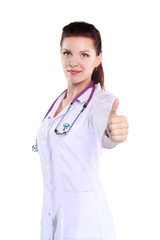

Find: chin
[67,76,81,83]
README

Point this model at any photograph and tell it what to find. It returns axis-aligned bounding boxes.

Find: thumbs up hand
[106,98,129,143]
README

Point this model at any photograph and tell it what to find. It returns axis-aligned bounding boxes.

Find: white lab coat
[36,83,118,240]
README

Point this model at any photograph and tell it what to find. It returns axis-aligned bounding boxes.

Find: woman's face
[60,36,102,85]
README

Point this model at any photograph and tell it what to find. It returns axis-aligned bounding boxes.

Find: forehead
[61,36,95,51]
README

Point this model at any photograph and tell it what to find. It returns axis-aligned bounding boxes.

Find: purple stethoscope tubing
[42,80,95,122]
[32,81,95,151]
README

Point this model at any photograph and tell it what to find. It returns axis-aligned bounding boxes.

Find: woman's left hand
[106,98,129,143]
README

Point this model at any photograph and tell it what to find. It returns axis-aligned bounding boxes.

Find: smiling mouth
[68,70,82,75]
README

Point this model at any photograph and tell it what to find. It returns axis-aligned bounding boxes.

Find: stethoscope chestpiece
[32,139,38,152]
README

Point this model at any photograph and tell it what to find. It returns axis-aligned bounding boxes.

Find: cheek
[81,59,96,70]
[61,57,69,67]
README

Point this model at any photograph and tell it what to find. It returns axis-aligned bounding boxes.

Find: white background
[0,0,160,239]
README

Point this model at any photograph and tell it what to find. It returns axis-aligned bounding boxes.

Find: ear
[96,52,102,67]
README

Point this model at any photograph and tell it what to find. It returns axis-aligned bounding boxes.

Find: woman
[34,21,128,240]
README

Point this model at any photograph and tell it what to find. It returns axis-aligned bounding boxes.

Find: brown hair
[60,21,105,90]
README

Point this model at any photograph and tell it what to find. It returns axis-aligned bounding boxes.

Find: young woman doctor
[35,22,129,240]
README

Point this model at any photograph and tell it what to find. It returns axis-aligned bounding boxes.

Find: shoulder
[88,85,116,123]
[91,86,116,110]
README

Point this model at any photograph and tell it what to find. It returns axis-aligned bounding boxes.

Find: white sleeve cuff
[102,132,118,149]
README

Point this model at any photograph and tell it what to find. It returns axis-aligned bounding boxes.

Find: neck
[64,80,92,102]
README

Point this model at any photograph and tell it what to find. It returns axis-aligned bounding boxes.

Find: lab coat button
[48,116,51,119]
[48,212,51,216]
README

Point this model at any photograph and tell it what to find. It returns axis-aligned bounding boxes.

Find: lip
[68,70,82,75]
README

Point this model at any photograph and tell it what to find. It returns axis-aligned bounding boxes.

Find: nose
[70,56,78,67]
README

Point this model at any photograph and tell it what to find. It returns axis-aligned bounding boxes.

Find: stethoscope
[32,81,96,152]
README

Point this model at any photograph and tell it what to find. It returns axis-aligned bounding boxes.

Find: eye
[63,51,71,56]
[81,53,89,58]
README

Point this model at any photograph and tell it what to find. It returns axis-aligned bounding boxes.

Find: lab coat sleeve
[91,92,118,149]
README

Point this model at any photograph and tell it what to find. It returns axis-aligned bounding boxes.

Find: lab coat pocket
[63,191,103,238]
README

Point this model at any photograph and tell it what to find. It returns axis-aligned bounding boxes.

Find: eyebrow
[62,48,91,53]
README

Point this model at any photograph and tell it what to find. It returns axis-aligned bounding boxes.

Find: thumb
[111,98,119,115]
